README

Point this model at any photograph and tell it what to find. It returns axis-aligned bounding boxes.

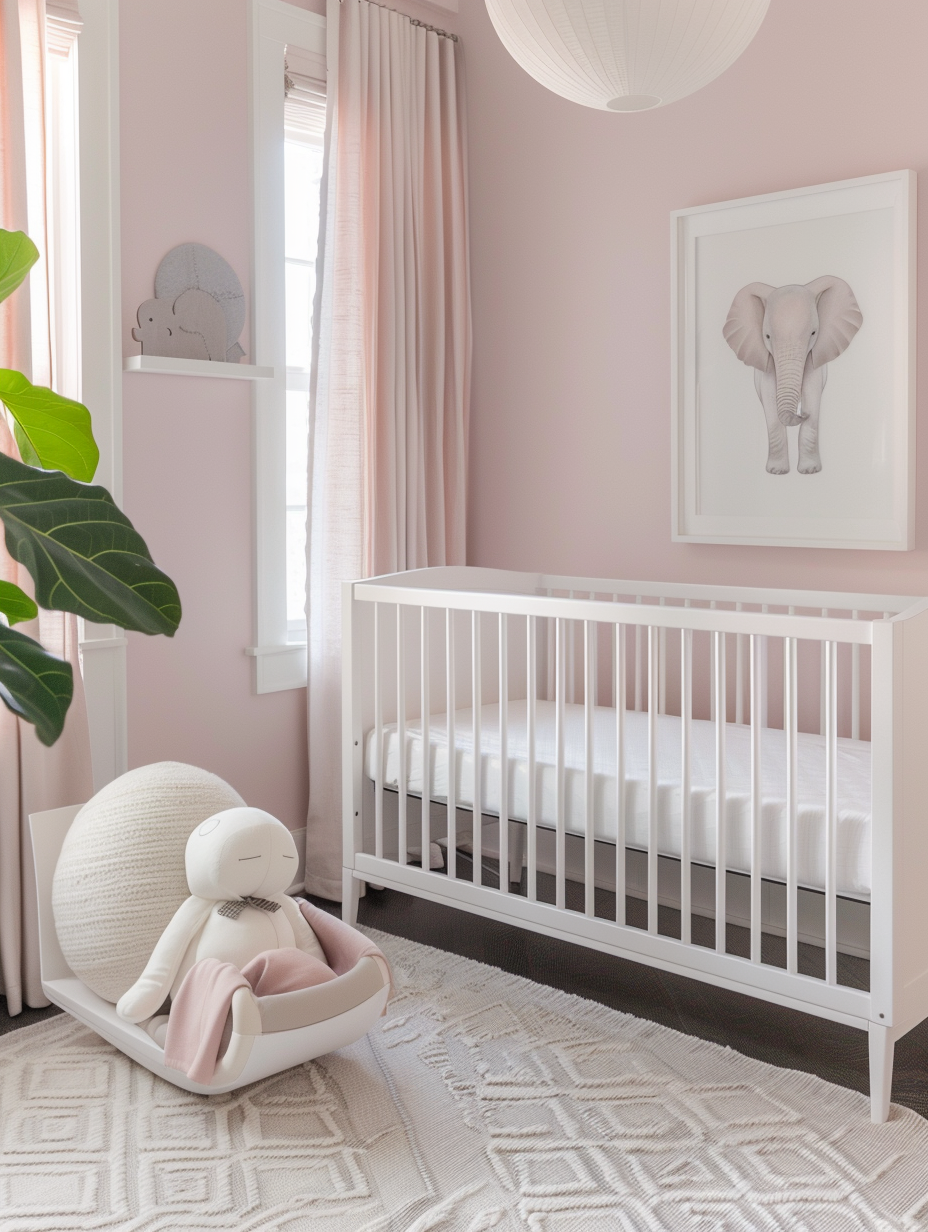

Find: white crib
[341,566,928,1122]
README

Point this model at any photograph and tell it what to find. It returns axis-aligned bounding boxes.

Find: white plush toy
[116,807,326,1026]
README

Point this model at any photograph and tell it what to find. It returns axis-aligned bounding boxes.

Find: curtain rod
[341,0,459,42]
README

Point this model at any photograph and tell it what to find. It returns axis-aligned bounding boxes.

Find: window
[46,2,83,402]
[248,0,326,692]
[284,52,325,639]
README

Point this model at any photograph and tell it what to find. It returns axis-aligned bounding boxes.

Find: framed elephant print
[671,170,915,550]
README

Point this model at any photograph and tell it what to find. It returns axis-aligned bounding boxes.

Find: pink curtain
[0,0,93,1013]
[305,0,470,899]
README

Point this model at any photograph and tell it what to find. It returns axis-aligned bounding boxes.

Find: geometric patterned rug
[2,928,928,1232]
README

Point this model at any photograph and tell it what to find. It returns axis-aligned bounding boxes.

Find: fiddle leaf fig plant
[0,227,182,745]
[0,369,99,480]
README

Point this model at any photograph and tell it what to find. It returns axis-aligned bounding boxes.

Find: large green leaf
[0,451,181,635]
[0,580,38,625]
[0,369,99,481]
[0,621,72,745]
[0,230,39,306]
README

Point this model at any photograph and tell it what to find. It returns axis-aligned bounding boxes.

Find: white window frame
[248,0,325,693]
[73,0,128,790]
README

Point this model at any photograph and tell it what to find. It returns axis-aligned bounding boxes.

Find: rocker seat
[29,804,389,1095]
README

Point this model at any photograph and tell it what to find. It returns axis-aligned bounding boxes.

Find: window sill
[245,642,307,693]
[124,354,274,380]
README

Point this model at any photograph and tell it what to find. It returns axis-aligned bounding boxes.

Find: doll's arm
[278,895,327,964]
[116,897,213,1023]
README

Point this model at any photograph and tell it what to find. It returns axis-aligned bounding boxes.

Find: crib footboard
[342,566,928,1122]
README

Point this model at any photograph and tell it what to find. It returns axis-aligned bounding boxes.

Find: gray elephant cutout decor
[133,289,228,362]
[723,276,863,475]
[132,243,246,364]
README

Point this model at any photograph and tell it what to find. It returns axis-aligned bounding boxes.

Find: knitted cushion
[52,762,245,1003]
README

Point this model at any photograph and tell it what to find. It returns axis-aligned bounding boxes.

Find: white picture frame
[671,170,916,550]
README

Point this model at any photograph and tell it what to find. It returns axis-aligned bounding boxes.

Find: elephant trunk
[773,351,807,427]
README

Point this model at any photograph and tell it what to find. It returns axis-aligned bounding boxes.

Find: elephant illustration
[723,276,862,475]
[132,288,228,362]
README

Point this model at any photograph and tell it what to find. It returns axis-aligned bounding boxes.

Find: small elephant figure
[723,276,862,475]
[132,288,229,362]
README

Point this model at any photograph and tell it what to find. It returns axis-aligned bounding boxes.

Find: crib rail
[344,569,928,1035]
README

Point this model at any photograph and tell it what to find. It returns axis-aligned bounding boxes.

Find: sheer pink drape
[305,0,470,899]
[0,0,92,1013]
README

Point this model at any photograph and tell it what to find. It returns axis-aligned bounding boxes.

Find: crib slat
[750,633,762,963]
[374,603,383,860]
[397,605,407,866]
[421,607,430,874]
[820,609,828,735]
[556,617,566,910]
[785,636,798,974]
[681,628,692,946]
[584,620,595,917]
[825,639,838,985]
[568,593,576,704]
[547,615,555,703]
[659,598,667,715]
[635,596,643,711]
[590,611,598,707]
[761,606,770,728]
[612,607,618,708]
[648,626,659,935]
[736,605,744,726]
[852,611,861,741]
[499,613,510,893]
[615,623,626,926]
[714,629,727,954]
[709,601,717,722]
[527,615,538,903]
[472,612,482,887]
[446,608,456,880]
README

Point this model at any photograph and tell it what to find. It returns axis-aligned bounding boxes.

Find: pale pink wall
[119,0,307,826]
[117,0,918,828]
[116,0,458,826]
[456,0,928,598]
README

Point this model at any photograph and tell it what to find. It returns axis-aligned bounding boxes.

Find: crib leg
[869,1022,894,1124]
[508,821,526,888]
[342,869,362,926]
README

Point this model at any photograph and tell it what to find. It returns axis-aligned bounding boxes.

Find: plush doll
[116,807,327,1026]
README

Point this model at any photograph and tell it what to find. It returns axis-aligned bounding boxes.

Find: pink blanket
[164,906,392,1084]
[164,948,335,1084]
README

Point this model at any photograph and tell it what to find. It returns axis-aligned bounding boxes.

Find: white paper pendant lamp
[485,0,770,112]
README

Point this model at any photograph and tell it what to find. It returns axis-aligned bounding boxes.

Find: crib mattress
[365,701,872,898]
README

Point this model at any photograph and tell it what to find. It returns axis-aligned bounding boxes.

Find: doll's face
[185,808,298,900]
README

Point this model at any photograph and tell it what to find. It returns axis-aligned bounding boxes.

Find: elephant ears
[723,282,775,371]
[806,275,862,368]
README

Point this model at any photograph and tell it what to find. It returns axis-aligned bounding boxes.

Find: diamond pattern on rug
[1,927,928,1230]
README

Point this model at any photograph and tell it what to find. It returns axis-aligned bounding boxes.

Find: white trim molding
[245,642,308,694]
[248,0,325,693]
[76,0,127,791]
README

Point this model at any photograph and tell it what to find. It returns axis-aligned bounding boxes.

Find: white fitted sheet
[365,701,872,898]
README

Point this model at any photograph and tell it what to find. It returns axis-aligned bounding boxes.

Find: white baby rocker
[30,764,390,1094]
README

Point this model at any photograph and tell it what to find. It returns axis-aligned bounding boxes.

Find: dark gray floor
[5,860,925,1120]
[0,997,61,1036]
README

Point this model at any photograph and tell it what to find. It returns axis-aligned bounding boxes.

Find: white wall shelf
[124,354,274,380]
